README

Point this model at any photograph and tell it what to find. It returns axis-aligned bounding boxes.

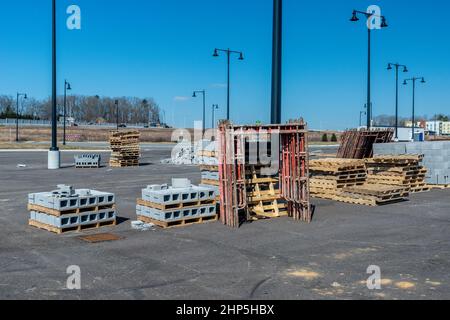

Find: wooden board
[78,233,123,243]
[27,204,116,217]
[137,198,216,211]
[137,215,218,229]
[29,219,116,235]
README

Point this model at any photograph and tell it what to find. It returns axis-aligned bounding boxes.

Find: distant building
[426,121,442,135]
[442,122,450,135]
[404,120,425,128]
[426,121,450,136]
[372,126,425,142]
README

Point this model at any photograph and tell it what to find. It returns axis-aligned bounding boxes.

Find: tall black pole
[63,81,67,145]
[271,0,282,124]
[115,100,119,131]
[395,66,399,139]
[16,93,19,142]
[202,91,206,133]
[367,28,371,129]
[51,0,58,152]
[227,50,230,120]
[412,79,416,141]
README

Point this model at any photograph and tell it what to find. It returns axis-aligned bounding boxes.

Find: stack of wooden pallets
[366,155,430,193]
[309,158,367,197]
[309,158,409,206]
[109,131,140,168]
[246,165,287,218]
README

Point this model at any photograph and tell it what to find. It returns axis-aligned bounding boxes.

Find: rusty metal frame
[218,120,311,228]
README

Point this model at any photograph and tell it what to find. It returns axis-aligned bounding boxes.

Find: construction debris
[109,131,140,167]
[366,155,430,193]
[309,158,409,206]
[28,185,117,234]
[217,120,310,228]
[337,129,394,159]
[136,178,218,229]
[75,154,101,168]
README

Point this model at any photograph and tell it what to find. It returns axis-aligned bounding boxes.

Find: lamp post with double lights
[16,93,27,142]
[63,80,72,145]
[193,90,206,133]
[213,48,244,121]
[404,77,426,141]
[350,9,388,129]
[387,63,408,140]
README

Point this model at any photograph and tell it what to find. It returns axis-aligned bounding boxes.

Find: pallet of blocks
[109,131,140,167]
[28,185,116,234]
[365,155,430,193]
[136,178,218,229]
[245,165,287,218]
[75,154,101,168]
[197,140,220,200]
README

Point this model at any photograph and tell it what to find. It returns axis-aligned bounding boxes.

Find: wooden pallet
[311,192,408,207]
[368,154,424,163]
[197,150,217,158]
[201,179,220,186]
[137,215,218,229]
[343,184,408,197]
[27,204,115,217]
[29,219,116,234]
[428,184,450,190]
[199,165,219,171]
[411,187,431,193]
[137,198,216,211]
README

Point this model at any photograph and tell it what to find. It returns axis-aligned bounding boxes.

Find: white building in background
[426,121,442,135]
[371,126,425,142]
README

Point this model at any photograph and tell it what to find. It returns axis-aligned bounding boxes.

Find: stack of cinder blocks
[374,141,450,186]
[109,131,140,168]
[28,185,116,234]
[75,154,101,168]
[197,140,220,198]
[136,178,218,228]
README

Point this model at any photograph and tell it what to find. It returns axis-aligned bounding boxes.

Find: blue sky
[1,0,449,130]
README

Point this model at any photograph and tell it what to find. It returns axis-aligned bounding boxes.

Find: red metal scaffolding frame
[218,120,311,228]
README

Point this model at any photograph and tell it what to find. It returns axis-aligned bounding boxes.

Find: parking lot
[0,148,449,300]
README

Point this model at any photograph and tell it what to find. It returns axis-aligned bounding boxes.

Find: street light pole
[271,0,282,124]
[404,77,426,141]
[48,0,60,169]
[193,90,206,132]
[115,100,119,131]
[359,110,366,127]
[387,63,408,140]
[63,80,71,145]
[16,93,27,142]
[213,48,244,121]
[212,104,219,128]
[350,9,388,129]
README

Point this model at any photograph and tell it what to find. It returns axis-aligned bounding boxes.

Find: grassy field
[0,125,342,145]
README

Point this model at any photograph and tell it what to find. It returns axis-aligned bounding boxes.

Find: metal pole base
[48,150,60,170]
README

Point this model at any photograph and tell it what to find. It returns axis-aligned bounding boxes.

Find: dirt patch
[286,269,321,280]
[395,281,416,290]
[333,248,378,260]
